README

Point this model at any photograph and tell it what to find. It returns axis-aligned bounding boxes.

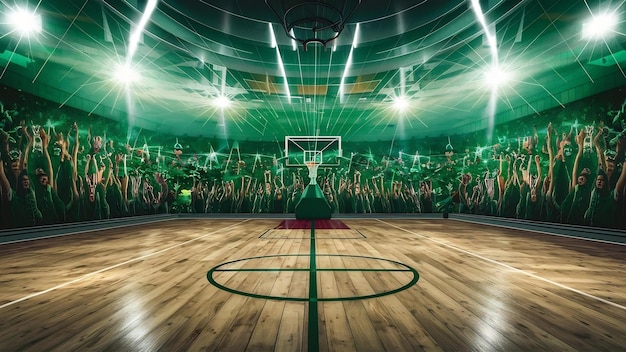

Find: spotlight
[393,95,409,111]
[113,63,139,85]
[583,12,618,40]
[7,7,42,37]
[214,95,231,109]
[484,65,510,88]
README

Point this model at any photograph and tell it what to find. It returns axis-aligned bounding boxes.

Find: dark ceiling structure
[0,0,625,141]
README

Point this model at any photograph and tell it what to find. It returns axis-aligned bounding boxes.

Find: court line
[257,229,271,238]
[214,268,412,272]
[377,219,626,312]
[0,217,177,245]
[450,217,626,246]
[308,219,319,352]
[206,253,418,302]
[0,219,251,310]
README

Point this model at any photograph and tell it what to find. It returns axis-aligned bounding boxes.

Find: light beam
[127,0,158,65]
[471,0,499,144]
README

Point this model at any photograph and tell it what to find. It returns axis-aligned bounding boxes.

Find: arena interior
[0,1,626,351]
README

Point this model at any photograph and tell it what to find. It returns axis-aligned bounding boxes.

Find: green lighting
[0,50,33,67]
[583,12,618,40]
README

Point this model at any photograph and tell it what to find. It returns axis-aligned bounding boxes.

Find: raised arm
[546,123,556,199]
[510,155,521,187]
[84,154,92,178]
[0,131,12,203]
[40,128,55,190]
[72,122,80,171]
[594,125,606,172]
[87,126,93,152]
[571,129,586,190]
[371,176,380,194]
[19,122,32,174]
[520,153,532,190]
[503,155,513,188]
[615,137,626,200]
[245,175,253,194]
[533,155,542,195]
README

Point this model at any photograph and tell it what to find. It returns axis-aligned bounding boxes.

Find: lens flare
[7,7,42,37]
[583,12,618,40]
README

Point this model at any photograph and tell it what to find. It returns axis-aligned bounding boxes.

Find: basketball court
[0,215,625,351]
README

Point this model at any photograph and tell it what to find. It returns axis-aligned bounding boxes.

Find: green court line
[319,268,410,272]
[308,219,319,352]
[207,252,419,302]
[259,232,366,240]
[203,280,419,302]
[214,268,312,272]
[260,236,364,239]
[207,253,418,267]
[205,220,420,351]
[214,268,412,272]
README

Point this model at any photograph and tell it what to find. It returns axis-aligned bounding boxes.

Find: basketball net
[305,161,320,185]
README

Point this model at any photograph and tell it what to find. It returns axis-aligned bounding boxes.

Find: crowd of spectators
[1,85,626,229]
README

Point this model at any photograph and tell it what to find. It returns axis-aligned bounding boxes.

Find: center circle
[207,254,419,301]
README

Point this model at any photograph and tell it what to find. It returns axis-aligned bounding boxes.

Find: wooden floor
[0,218,625,351]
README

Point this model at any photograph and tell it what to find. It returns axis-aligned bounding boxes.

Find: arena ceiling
[0,0,625,142]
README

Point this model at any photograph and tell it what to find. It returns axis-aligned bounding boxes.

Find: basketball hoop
[265,0,361,51]
[305,160,320,185]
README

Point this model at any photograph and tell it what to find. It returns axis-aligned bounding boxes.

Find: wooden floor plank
[0,218,625,351]
[342,300,385,352]
[244,235,306,351]
[338,240,441,351]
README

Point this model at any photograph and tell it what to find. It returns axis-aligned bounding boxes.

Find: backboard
[284,136,342,167]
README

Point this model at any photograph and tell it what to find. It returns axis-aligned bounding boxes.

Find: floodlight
[393,95,409,111]
[7,7,42,37]
[214,95,231,108]
[113,63,139,85]
[583,12,618,39]
[484,65,509,88]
